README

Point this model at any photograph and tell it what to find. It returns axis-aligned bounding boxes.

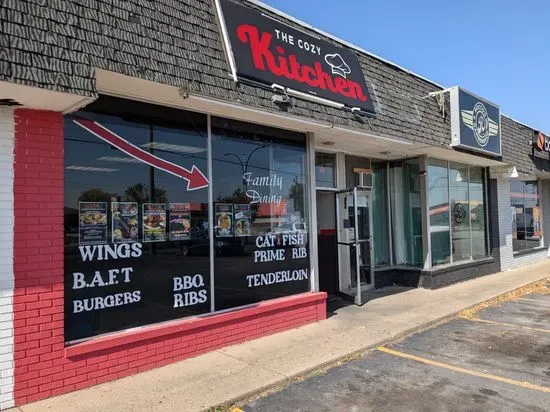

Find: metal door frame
[335,187,375,304]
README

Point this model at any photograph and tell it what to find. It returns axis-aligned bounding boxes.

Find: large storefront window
[450,163,470,262]
[428,159,450,265]
[212,118,310,310]
[428,160,488,266]
[511,180,541,252]
[64,98,210,342]
[372,162,389,265]
[392,159,422,266]
[470,168,488,258]
[64,97,311,342]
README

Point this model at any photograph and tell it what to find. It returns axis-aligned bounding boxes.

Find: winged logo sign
[460,102,500,148]
[450,87,501,157]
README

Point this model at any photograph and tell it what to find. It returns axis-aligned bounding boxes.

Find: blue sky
[263,0,550,132]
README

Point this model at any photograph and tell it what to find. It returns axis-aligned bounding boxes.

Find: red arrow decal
[73,119,209,191]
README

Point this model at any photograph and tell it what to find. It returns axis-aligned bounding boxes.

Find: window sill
[375,265,422,272]
[65,291,327,358]
[424,256,494,275]
[513,246,547,257]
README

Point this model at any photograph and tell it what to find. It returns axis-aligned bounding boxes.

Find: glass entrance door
[336,187,374,304]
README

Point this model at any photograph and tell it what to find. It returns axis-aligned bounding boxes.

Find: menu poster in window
[112,202,139,243]
[143,203,167,242]
[169,203,191,241]
[234,204,251,236]
[78,202,107,245]
[215,203,233,237]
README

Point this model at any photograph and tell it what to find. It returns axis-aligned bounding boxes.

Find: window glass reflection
[428,159,450,265]
[449,163,470,262]
[315,152,336,188]
[372,162,389,265]
[211,117,310,311]
[389,159,422,266]
[428,160,489,266]
[470,168,487,258]
[511,180,541,252]
[64,97,210,342]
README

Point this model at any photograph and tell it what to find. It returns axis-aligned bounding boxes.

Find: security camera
[272,94,290,104]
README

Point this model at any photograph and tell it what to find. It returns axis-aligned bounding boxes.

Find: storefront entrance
[336,187,374,304]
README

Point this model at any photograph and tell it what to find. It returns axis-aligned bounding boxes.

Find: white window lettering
[73,300,84,313]
[107,268,119,285]
[73,272,86,289]
[120,267,133,283]
[173,277,183,292]
[89,271,106,287]
[246,269,308,287]
[103,244,118,260]
[292,247,307,259]
[78,246,97,262]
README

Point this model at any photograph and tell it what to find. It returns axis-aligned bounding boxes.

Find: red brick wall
[13,109,65,405]
[12,108,326,406]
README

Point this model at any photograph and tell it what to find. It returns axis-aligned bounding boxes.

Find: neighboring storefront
[0,0,548,408]
[415,87,501,288]
[496,118,550,270]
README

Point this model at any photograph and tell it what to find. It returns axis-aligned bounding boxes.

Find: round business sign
[472,102,490,147]
[454,202,466,224]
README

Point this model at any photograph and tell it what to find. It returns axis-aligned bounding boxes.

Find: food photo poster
[169,203,191,241]
[111,202,139,243]
[143,203,167,242]
[79,202,108,245]
[234,204,251,237]
[215,203,233,237]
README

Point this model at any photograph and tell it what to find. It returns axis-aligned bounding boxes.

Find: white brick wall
[0,108,14,410]
[498,178,548,270]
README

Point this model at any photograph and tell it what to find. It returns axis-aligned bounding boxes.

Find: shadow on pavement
[326,286,415,318]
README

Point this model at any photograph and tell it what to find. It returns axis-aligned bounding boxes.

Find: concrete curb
[207,275,550,411]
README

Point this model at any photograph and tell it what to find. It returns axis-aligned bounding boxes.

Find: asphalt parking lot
[239,292,550,411]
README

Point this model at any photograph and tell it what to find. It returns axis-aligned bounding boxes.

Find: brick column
[13,109,65,405]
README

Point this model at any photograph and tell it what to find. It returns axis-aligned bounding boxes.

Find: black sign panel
[450,87,501,156]
[218,0,375,114]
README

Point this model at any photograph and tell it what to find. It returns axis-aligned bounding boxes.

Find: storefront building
[497,119,550,270]
[0,0,548,407]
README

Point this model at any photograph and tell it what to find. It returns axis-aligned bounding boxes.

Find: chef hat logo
[324,53,351,78]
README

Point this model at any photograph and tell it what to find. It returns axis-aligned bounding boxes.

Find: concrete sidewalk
[14,262,550,412]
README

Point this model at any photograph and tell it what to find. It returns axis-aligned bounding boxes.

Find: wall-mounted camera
[272,94,290,104]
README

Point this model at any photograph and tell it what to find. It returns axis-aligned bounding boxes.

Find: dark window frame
[63,96,312,343]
